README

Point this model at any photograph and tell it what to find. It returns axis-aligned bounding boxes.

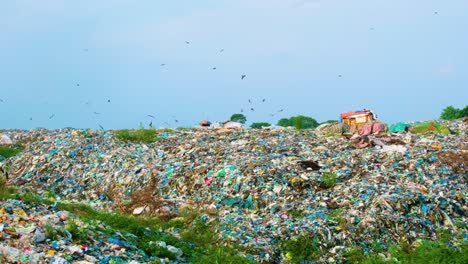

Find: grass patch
[0,146,22,159]
[66,219,89,243]
[320,172,337,189]
[410,122,451,135]
[140,241,177,260]
[44,223,64,241]
[114,129,158,143]
[290,209,304,218]
[280,235,321,263]
[344,230,468,264]
[327,209,347,231]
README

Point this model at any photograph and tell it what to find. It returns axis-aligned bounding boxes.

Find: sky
[0,0,467,129]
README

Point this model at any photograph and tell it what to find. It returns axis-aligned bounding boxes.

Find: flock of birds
[1,10,441,129]
[1,40,289,129]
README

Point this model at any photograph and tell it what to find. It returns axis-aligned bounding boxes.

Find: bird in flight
[185,41,190,45]
[147,114,155,119]
[220,49,224,52]
[262,98,266,102]
[250,108,255,111]
[76,84,80,86]
[107,99,111,103]
[241,75,246,80]
[149,121,153,128]
[241,109,244,113]
[0,99,3,102]
[434,11,438,15]
[338,75,342,77]
[278,109,284,112]
[248,99,252,104]
[83,49,89,51]
[99,124,104,130]
[160,64,166,66]
[49,114,55,119]
[29,117,33,121]
[212,67,217,70]
[93,112,100,115]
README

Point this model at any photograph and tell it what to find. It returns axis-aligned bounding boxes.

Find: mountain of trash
[0,118,466,263]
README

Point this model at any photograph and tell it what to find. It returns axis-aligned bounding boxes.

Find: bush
[440,105,468,120]
[277,118,292,127]
[292,116,305,130]
[276,116,319,129]
[230,113,247,124]
[250,122,271,129]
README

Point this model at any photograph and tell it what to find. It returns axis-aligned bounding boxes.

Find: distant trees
[320,120,339,124]
[250,122,271,129]
[277,118,292,127]
[230,113,247,124]
[440,105,468,120]
[276,115,319,130]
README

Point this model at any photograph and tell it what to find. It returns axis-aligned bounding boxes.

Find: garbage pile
[1,119,467,263]
[0,200,160,263]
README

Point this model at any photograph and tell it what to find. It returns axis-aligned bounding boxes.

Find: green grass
[114,129,159,143]
[44,223,64,241]
[320,172,337,189]
[280,235,322,263]
[343,230,468,264]
[66,219,89,243]
[0,146,22,158]
[290,209,304,218]
[410,122,451,135]
[327,209,347,231]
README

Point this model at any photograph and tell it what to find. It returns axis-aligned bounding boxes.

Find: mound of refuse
[1,119,467,263]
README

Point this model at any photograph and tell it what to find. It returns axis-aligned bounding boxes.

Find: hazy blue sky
[1,0,467,129]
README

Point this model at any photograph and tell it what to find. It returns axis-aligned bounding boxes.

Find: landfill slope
[1,121,467,263]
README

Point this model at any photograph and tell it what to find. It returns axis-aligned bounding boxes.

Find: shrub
[250,122,271,129]
[440,105,468,120]
[292,116,305,130]
[230,113,247,124]
[276,116,319,129]
[277,118,292,127]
